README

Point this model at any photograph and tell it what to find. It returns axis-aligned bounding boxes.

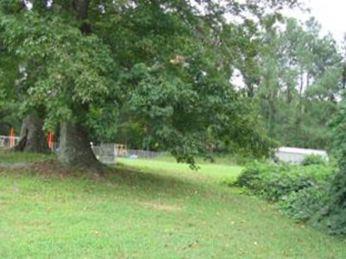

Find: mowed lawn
[117,157,244,184]
[0,154,346,258]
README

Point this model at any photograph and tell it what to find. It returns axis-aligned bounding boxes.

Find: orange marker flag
[47,132,55,150]
[9,128,15,148]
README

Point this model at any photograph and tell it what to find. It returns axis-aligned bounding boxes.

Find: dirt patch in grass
[29,159,73,176]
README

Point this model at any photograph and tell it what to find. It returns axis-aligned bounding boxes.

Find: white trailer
[275,147,328,164]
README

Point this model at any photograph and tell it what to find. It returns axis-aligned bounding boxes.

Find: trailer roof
[277,147,327,156]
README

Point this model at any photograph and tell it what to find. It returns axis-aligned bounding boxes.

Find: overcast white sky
[290,0,345,44]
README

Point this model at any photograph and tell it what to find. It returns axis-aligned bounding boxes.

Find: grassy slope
[0,154,345,258]
[0,150,54,164]
[117,158,244,183]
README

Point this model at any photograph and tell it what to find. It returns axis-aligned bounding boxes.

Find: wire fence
[0,136,160,165]
[91,143,162,164]
[0,135,20,149]
[126,149,162,159]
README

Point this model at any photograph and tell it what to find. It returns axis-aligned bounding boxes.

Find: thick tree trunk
[55,1,102,171]
[58,121,102,171]
[14,113,49,153]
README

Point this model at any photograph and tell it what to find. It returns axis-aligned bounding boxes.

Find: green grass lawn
[0,154,345,258]
[0,149,54,164]
[117,158,243,184]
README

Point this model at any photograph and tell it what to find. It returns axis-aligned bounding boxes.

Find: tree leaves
[0,0,293,163]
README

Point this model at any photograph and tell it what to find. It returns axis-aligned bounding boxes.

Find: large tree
[0,0,297,169]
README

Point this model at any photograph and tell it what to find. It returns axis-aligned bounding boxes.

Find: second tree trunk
[14,113,49,153]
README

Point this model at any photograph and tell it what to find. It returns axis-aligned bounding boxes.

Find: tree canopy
[1,0,302,166]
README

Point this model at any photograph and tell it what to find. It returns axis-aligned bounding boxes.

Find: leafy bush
[316,99,346,235]
[319,208,346,235]
[235,161,333,201]
[234,161,346,235]
[302,154,327,166]
[279,185,330,222]
[234,99,346,236]
[317,165,346,235]
[322,209,346,235]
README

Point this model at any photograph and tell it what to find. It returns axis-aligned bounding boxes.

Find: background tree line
[233,16,344,151]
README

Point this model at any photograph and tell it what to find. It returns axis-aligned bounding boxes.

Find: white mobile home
[275,147,328,164]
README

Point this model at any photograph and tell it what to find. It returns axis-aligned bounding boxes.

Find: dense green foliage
[235,161,333,201]
[235,158,346,235]
[279,185,330,222]
[301,154,327,166]
[0,37,20,135]
[318,98,346,235]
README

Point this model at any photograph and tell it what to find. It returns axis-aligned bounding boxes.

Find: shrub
[302,154,327,166]
[317,98,346,235]
[279,185,330,222]
[234,161,345,235]
[235,161,333,201]
[317,165,346,235]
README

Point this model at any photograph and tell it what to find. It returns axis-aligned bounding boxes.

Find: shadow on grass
[105,163,206,197]
[0,159,205,198]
